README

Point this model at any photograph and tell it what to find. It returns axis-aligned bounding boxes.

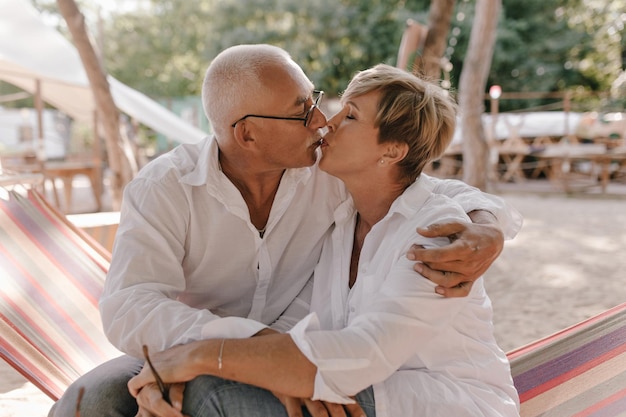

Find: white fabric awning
[0,0,208,144]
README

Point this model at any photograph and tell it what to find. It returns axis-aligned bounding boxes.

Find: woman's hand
[129,342,208,397]
[134,383,187,417]
[274,392,366,417]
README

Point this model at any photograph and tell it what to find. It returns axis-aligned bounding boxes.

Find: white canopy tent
[0,0,208,146]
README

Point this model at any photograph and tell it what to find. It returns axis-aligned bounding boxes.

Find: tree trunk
[419,0,456,79]
[56,0,129,210]
[458,0,501,190]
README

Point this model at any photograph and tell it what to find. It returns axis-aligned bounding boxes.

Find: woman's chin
[318,154,333,174]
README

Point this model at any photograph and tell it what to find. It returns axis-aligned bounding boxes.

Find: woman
[129,64,520,417]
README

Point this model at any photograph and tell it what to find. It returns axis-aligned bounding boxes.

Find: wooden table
[43,161,102,212]
[536,143,608,192]
[1,150,102,211]
[498,145,531,183]
[594,146,626,192]
[0,172,44,188]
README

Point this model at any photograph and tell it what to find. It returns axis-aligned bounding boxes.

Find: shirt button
[350,306,356,312]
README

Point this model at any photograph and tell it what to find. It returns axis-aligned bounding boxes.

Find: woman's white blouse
[289,177,520,417]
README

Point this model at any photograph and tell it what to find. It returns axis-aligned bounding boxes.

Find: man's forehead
[264,73,314,105]
[271,60,314,92]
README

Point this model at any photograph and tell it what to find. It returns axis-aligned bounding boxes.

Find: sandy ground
[1,180,625,416]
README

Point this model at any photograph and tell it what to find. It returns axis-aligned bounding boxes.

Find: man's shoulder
[137,139,208,182]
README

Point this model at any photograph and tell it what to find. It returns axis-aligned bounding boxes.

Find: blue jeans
[48,355,143,417]
[48,355,376,417]
[183,375,376,417]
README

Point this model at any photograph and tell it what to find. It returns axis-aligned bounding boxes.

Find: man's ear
[383,142,409,164]
[232,121,256,148]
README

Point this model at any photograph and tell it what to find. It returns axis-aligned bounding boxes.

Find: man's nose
[309,107,327,128]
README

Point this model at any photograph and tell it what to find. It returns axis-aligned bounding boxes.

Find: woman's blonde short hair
[342,64,457,185]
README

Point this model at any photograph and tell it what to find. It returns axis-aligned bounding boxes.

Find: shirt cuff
[459,198,523,240]
[200,316,268,340]
[288,313,356,404]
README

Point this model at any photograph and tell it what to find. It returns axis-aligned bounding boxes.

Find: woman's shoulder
[405,179,470,226]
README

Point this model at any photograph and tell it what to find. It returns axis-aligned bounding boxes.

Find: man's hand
[274,392,365,417]
[134,383,186,417]
[407,212,504,297]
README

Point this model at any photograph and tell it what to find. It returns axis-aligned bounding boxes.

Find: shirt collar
[386,176,432,219]
[179,136,219,186]
[332,176,432,225]
[179,135,314,188]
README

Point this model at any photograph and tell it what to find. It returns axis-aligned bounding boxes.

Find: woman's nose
[326,106,348,131]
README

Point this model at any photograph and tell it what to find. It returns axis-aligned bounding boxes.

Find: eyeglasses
[231,90,324,128]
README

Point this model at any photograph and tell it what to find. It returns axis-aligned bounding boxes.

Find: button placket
[247,242,271,321]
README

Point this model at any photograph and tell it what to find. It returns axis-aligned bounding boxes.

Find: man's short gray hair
[202,44,296,134]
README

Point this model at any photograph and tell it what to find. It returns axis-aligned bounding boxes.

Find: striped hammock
[0,188,625,414]
[0,188,120,401]
[509,302,626,416]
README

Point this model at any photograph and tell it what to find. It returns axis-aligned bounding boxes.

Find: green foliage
[201,0,408,95]
[31,0,625,111]
[102,0,213,98]
[90,0,431,97]
[443,0,625,111]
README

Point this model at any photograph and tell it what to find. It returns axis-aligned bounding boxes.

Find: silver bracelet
[218,339,225,372]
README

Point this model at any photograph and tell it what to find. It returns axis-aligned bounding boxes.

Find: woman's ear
[383,142,409,164]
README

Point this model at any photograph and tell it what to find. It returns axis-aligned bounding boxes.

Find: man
[49,44,521,417]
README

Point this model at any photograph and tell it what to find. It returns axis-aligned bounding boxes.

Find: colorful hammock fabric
[0,188,120,401]
[509,302,626,416]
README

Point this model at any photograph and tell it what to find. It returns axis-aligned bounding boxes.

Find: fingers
[135,383,183,417]
[435,281,473,298]
[409,220,505,297]
[409,239,476,266]
[414,263,475,297]
[135,407,155,417]
[129,367,152,397]
[303,399,331,417]
[169,383,185,412]
[322,401,347,417]
[283,397,355,417]
[344,402,366,417]
[282,396,304,417]
[302,399,351,417]
[416,222,465,239]
[414,261,468,287]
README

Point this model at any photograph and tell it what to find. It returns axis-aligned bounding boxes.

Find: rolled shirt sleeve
[100,175,267,358]
[423,174,523,239]
[289,257,472,403]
